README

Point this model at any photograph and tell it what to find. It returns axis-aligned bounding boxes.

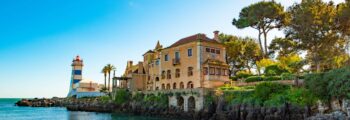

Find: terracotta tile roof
[143,50,154,56]
[168,33,220,48]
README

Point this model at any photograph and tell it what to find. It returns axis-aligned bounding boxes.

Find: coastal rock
[307,111,348,120]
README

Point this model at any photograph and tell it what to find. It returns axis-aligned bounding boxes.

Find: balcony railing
[172,58,180,65]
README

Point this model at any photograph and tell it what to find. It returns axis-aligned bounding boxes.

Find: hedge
[264,76,281,81]
[245,76,264,82]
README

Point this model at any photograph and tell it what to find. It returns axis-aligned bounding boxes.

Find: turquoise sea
[0,98,169,120]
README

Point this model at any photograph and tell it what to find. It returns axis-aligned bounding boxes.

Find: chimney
[138,61,144,74]
[127,61,133,68]
[213,30,220,42]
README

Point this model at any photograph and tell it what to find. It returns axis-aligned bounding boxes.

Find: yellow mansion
[123,31,230,92]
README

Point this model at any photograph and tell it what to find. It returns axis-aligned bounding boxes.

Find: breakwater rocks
[66,101,116,113]
[15,98,65,107]
[16,98,117,113]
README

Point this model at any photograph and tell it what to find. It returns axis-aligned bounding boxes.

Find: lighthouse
[67,55,83,97]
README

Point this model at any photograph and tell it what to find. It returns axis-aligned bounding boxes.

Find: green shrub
[254,82,290,101]
[263,93,288,107]
[204,91,216,106]
[264,65,289,76]
[114,89,130,105]
[242,86,255,90]
[132,92,144,101]
[281,73,296,80]
[155,93,168,108]
[144,94,156,102]
[242,96,263,106]
[297,75,305,79]
[287,88,317,106]
[230,76,238,81]
[304,73,329,101]
[245,76,264,82]
[325,66,350,99]
[264,76,281,81]
[100,96,110,103]
[230,91,257,105]
[236,72,253,79]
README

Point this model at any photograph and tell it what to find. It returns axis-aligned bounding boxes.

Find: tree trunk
[313,47,321,73]
[263,30,268,58]
[258,29,265,58]
[257,66,261,76]
[246,61,252,73]
[108,72,111,91]
[112,70,116,88]
[104,74,107,88]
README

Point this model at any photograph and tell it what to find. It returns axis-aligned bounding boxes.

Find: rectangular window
[155,59,159,65]
[221,69,226,76]
[188,48,192,57]
[210,48,215,53]
[165,54,169,61]
[188,67,193,76]
[216,49,220,54]
[175,51,180,59]
[203,67,208,75]
[206,48,210,52]
[216,68,221,75]
[161,71,166,79]
[175,69,180,78]
[209,67,215,75]
[167,70,171,79]
[74,70,82,75]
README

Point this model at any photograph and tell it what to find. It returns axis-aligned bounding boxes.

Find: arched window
[187,81,193,88]
[173,82,177,89]
[180,82,184,89]
[161,84,165,90]
[166,83,171,90]
[155,77,160,81]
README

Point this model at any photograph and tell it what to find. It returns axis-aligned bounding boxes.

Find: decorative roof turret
[154,40,163,50]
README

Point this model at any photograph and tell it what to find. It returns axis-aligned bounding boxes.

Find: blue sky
[0,0,343,98]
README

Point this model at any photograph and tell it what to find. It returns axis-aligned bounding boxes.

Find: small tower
[68,55,84,97]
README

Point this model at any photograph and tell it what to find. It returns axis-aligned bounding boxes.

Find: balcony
[204,74,229,81]
[172,58,180,65]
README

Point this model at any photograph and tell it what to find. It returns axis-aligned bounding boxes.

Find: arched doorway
[180,82,184,89]
[173,82,177,89]
[188,96,195,111]
[187,81,193,88]
[177,96,184,111]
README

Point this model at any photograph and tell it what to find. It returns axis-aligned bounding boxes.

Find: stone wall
[139,88,211,112]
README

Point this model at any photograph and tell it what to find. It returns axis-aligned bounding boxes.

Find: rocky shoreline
[15,98,335,120]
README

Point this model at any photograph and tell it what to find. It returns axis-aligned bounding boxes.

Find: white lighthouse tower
[67,55,83,97]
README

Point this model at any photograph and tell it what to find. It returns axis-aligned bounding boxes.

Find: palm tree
[101,66,108,89]
[105,64,115,91]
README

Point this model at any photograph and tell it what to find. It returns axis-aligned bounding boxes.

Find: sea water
[0,98,169,120]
